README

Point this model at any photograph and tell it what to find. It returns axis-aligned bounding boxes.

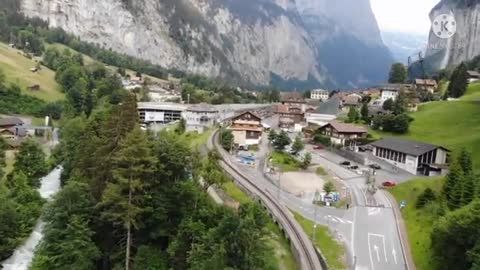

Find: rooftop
[379,84,413,92]
[187,103,218,113]
[0,117,24,127]
[467,70,480,77]
[415,79,437,86]
[314,96,341,115]
[324,121,368,133]
[281,91,305,103]
[370,137,449,157]
[137,102,188,111]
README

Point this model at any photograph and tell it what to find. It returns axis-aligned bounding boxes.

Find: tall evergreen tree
[347,106,359,123]
[291,136,304,155]
[361,102,370,123]
[447,63,469,98]
[443,162,465,210]
[13,139,47,187]
[99,127,156,270]
[30,180,99,270]
[458,148,473,175]
[388,63,407,83]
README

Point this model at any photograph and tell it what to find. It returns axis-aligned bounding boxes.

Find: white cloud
[371,0,440,34]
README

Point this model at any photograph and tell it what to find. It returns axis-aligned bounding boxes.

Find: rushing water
[1,167,62,270]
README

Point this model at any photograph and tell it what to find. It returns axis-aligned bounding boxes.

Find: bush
[416,188,437,209]
[313,134,331,146]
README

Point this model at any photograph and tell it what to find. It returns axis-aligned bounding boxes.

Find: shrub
[416,188,437,209]
[313,134,331,146]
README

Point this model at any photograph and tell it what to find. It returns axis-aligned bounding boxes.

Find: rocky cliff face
[426,0,480,69]
[21,0,392,89]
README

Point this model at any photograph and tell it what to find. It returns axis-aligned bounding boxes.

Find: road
[302,146,409,270]
[225,122,410,269]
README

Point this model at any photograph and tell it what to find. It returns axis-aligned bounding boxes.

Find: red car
[313,145,324,150]
[382,181,397,187]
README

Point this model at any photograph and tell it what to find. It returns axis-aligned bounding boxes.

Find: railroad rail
[209,130,324,270]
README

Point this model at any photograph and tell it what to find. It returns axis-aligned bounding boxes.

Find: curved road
[209,131,323,270]
[214,123,410,270]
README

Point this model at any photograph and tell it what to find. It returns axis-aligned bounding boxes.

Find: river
[1,167,62,270]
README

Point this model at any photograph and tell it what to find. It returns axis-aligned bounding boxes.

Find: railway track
[209,130,324,270]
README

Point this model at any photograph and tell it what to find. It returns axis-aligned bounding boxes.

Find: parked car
[359,145,373,152]
[313,145,324,150]
[382,181,397,187]
[349,165,359,170]
[340,161,351,166]
[369,164,382,170]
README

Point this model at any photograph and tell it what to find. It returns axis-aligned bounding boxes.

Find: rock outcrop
[426,0,480,69]
[21,0,393,89]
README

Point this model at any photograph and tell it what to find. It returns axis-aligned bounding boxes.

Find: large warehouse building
[370,137,449,176]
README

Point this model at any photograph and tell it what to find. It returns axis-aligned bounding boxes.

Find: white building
[379,84,412,103]
[370,137,449,176]
[137,102,187,127]
[183,104,219,133]
[310,89,329,101]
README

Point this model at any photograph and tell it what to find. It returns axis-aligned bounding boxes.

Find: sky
[371,0,441,34]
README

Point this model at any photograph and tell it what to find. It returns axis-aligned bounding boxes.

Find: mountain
[20,0,393,89]
[381,32,428,64]
[425,0,480,70]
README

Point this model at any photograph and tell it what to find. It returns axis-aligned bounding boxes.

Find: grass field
[369,82,480,168]
[182,129,213,150]
[222,180,298,270]
[389,177,444,270]
[292,211,347,269]
[270,151,301,172]
[0,42,63,102]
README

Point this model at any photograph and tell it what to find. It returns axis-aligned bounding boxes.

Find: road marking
[351,207,357,258]
[374,245,380,262]
[392,249,398,264]
[367,233,375,270]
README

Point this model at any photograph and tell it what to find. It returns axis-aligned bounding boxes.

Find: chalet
[415,79,438,93]
[228,111,263,147]
[342,94,361,108]
[370,137,449,176]
[275,104,304,124]
[318,121,368,146]
[281,92,306,109]
[467,70,480,83]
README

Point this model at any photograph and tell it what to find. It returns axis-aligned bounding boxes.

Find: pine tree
[347,106,359,123]
[463,172,476,206]
[361,102,370,123]
[447,63,469,98]
[388,63,407,83]
[443,162,465,210]
[458,148,473,175]
[268,129,277,143]
[13,139,48,187]
[302,153,312,169]
[99,127,156,270]
[291,136,304,155]
[273,130,291,150]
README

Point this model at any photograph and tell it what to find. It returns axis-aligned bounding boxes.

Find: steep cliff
[20,0,392,89]
[426,0,480,70]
